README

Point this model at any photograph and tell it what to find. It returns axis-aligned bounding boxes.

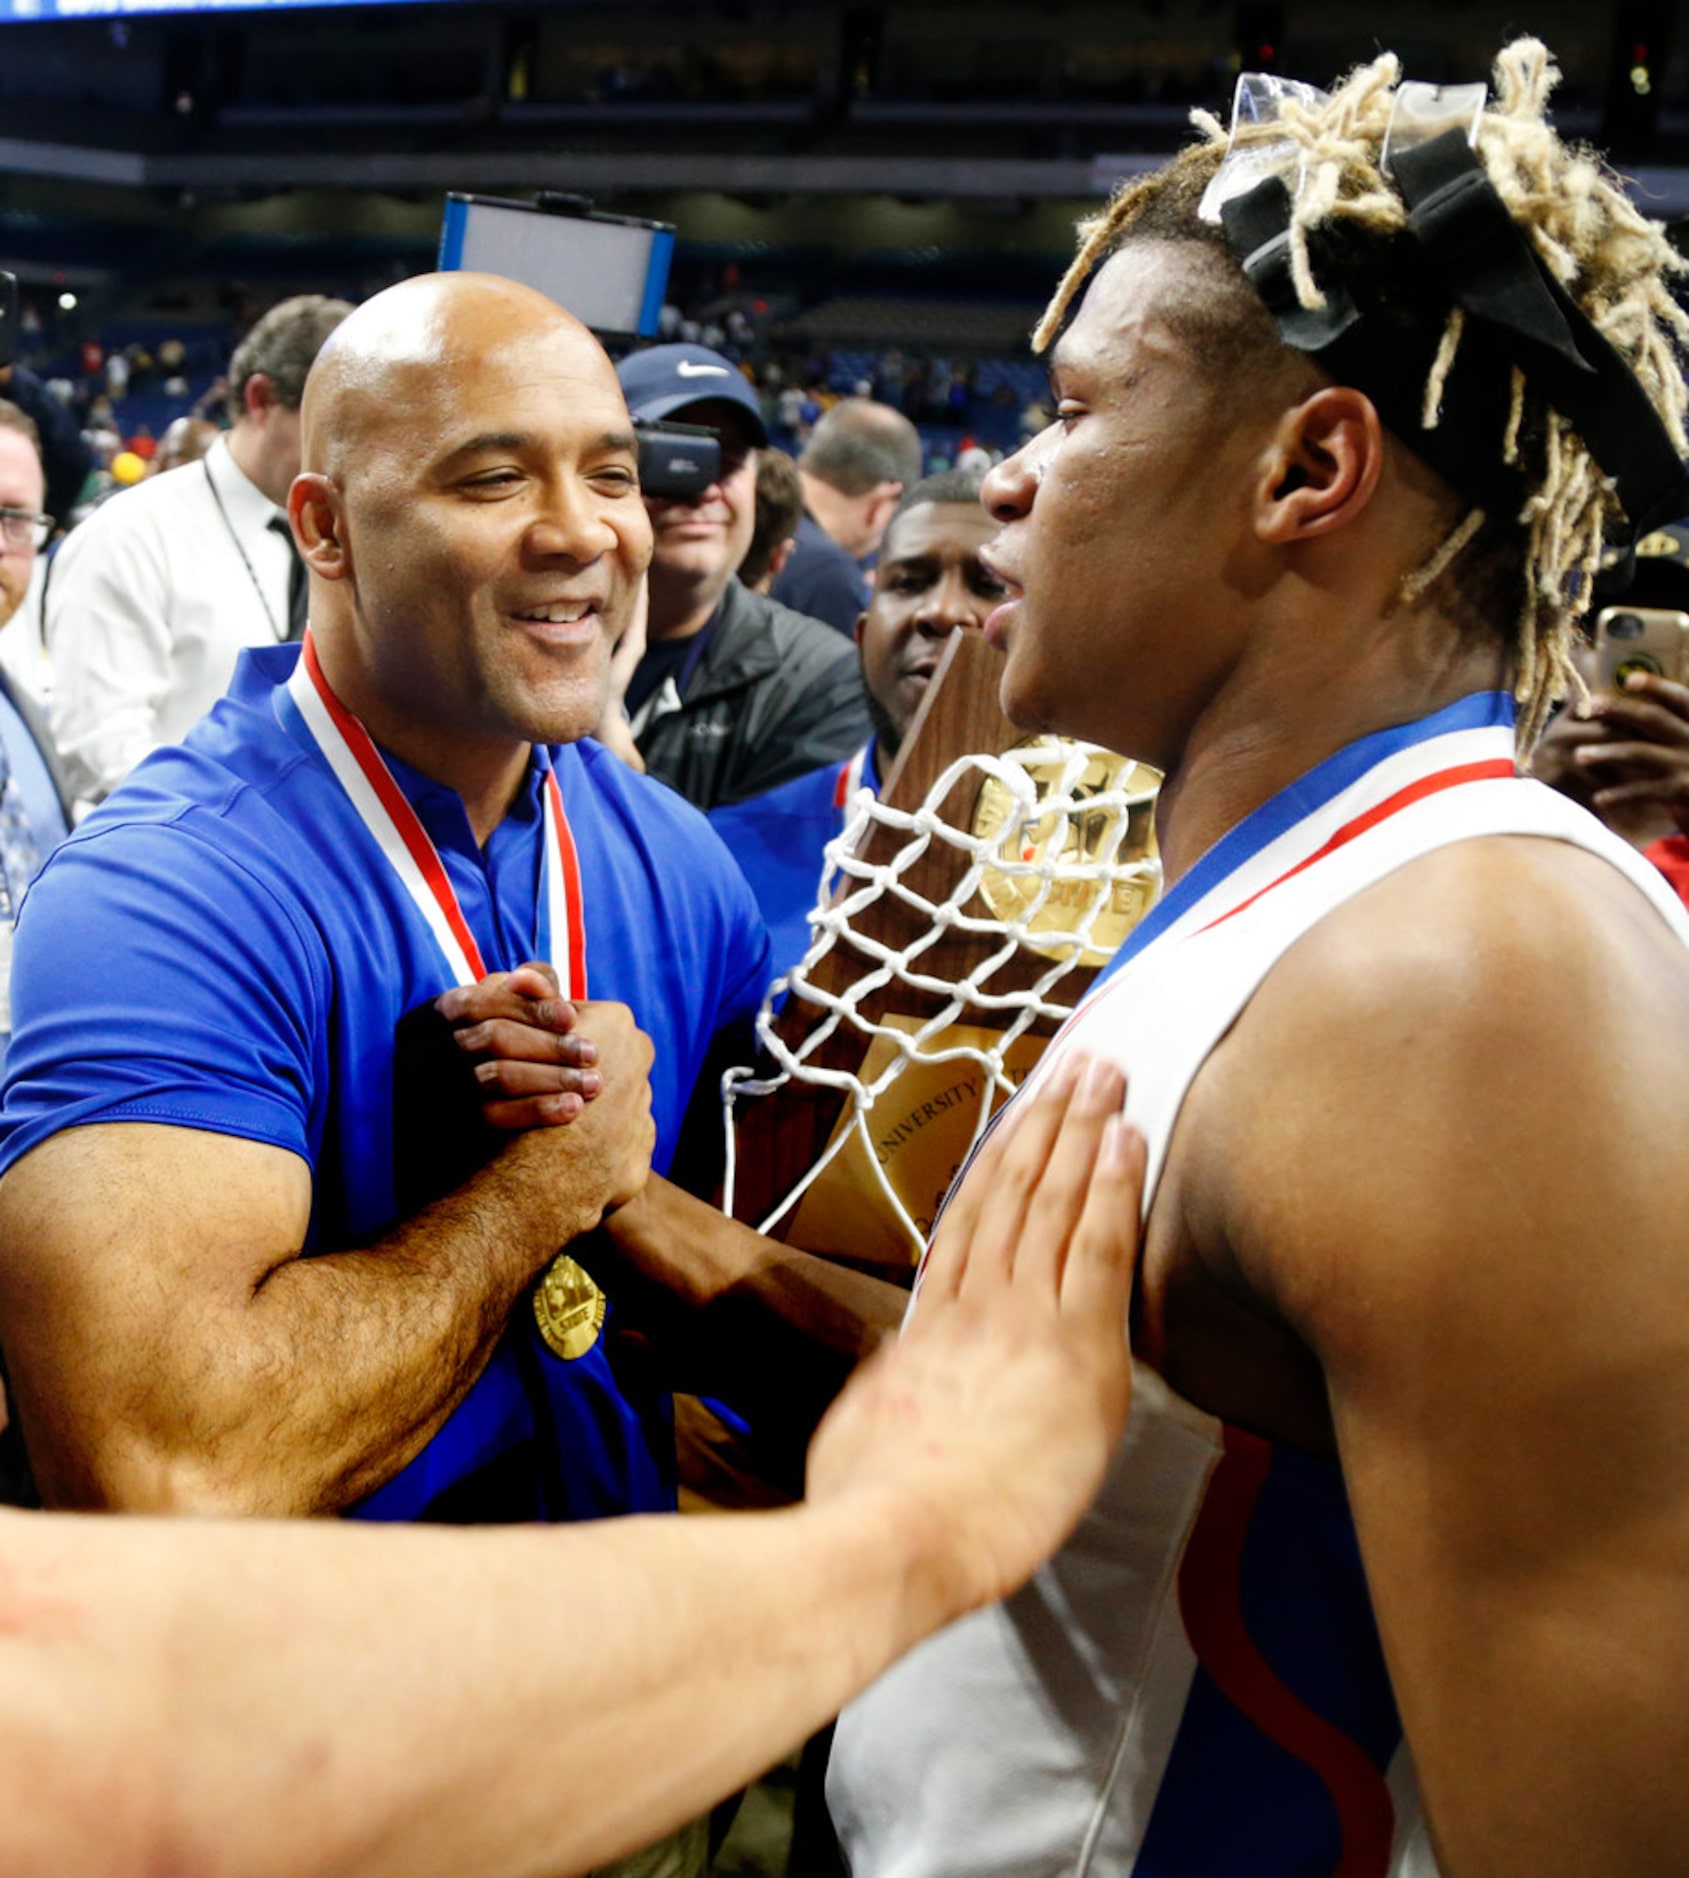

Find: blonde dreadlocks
[1033,39,1689,747]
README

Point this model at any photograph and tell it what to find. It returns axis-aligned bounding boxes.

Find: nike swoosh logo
[675,361,731,378]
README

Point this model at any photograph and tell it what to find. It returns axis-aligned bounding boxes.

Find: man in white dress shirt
[46,293,351,804]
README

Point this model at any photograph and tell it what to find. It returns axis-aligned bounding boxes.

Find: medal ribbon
[833,741,871,810]
[286,631,588,996]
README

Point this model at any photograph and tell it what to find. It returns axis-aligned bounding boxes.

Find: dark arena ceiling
[0,2,1682,316]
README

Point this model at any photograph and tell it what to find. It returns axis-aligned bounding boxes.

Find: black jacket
[634,580,870,812]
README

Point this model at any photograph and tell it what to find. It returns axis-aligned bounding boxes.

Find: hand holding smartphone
[1592,605,1689,693]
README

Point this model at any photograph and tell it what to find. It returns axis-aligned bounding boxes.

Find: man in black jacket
[617,344,869,810]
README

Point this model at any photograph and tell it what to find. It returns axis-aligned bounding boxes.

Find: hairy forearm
[599,1176,906,1430]
[5,1124,615,1517]
[230,1157,592,1513]
[0,1493,960,1878]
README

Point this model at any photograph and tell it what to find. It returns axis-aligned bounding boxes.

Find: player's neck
[1153,606,1511,889]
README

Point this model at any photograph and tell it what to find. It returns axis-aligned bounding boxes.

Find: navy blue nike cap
[616,343,768,445]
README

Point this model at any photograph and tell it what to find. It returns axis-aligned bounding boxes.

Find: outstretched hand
[806,1052,1144,1618]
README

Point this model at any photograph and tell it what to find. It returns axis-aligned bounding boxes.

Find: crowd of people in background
[7,31,1689,1875]
[2,272,1687,912]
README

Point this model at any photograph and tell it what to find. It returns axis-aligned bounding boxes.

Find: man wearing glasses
[0,401,70,1053]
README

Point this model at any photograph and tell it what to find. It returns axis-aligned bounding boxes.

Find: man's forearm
[1,1120,630,1516]
[598,1175,906,1433]
[233,1143,601,1513]
[0,1492,960,1878]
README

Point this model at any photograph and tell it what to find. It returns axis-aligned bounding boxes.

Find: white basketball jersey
[829,693,1689,1877]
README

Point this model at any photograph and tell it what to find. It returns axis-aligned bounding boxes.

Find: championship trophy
[722,627,1162,1273]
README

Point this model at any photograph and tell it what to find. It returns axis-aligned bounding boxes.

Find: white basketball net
[722,738,1162,1254]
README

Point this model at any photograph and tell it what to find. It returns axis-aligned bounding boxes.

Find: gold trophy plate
[971,740,1162,966]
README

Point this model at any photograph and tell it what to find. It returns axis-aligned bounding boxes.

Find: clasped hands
[436,964,654,1226]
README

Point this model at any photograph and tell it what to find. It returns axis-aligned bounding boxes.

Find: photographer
[1530,533,1689,905]
[617,344,869,811]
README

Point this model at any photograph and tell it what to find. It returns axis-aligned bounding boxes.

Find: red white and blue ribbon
[833,742,872,810]
[286,631,588,996]
[1087,689,1517,990]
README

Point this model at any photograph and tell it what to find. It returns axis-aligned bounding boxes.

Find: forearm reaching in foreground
[0,1057,1142,1878]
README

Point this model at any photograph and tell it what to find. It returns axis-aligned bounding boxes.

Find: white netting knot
[722,738,1161,1251]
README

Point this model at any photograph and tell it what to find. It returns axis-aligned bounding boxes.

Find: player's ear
[290,472,351,581]
[1253,385,1384,545]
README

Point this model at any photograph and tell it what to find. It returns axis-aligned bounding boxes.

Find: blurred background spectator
[45,293,350,803]
[771,397,922,635]
[741,446,804,595]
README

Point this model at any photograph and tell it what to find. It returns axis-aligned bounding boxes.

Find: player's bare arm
[0,1058,1143,1878]
[597,1173,908,1433]
[0,1001,655,1516]
[1170,837,1689,1875]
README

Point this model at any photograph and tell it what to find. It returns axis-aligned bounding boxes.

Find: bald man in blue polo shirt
[0,273,769,1532]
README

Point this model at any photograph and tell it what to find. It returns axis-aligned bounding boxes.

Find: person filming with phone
[1530,526,1689,904]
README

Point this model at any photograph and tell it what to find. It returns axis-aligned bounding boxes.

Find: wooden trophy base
[726,628,1156,1273]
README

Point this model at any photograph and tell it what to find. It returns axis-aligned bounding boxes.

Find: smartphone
[1592,605,1689,692]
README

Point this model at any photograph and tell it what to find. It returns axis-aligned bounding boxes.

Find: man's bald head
[285,268,648,783]
[301,273,613,483]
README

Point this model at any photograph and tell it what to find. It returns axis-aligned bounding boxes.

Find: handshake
[427,958,1148,1621]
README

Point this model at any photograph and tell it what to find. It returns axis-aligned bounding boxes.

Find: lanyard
[833,741,872,809]
[285,631,588,997]
[201,456,287,645]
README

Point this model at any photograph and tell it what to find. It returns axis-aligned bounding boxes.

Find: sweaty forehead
[1052,243,1220,379]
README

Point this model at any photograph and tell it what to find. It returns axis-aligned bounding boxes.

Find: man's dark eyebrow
[436,428,639,468]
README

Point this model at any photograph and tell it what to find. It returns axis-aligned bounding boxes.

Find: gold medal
[971,739,1162,967]
[532,1254,607,1361]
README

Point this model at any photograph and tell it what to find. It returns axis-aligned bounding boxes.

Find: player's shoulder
[1278,830,1689,1043]
[1193,830,1689,1348]
[1206,825,1689,1219]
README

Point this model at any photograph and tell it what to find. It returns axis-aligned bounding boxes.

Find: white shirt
[47,435,295,801]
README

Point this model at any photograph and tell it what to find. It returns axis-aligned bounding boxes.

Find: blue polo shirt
[0,643,769,1524]
[709,742,879,986]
